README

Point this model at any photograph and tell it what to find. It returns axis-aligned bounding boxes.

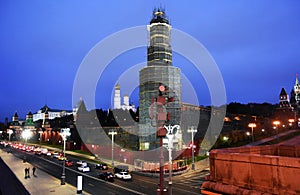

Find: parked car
[77,165,90,172]
[99,172,114,182]
[95,163,108,170]
[113,165,129,173]
[65,160,73,167]
[115,171,132,180]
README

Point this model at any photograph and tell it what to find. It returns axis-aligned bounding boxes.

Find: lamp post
[273,121,280,143]
[187,126,197,170]
[164,124,180,195]
[248,123,256,143]
[60,128,71,185]
[108,130,117,167]
[273,121,281,156]
[8,129,13,142]
[22,129,31,145]
[38,130,43,148]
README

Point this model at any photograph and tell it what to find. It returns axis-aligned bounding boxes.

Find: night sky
[1,0,300,121]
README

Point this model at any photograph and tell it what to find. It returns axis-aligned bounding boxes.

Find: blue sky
[1,0,300,121]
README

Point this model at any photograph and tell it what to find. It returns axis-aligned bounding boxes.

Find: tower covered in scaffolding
[139,8,181,150]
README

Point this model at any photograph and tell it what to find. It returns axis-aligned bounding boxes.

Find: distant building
[273,87,296,125]
[9,112,21,130]
[279,88,292,108]
[24,111,35,130]
[290,74,300,114]
[33,105,73,122]
[113,84,136,111]
[42,109,51,129]
[294,74,300,104]
[114,84,121,109]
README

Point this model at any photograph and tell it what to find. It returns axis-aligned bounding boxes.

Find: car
[40,148,49,155]
[115,171,132,180]
[95,163,108,170]
[52,152,61,159]
[76,160,87,167]
[65,160,73,167]
[35,151,42,156]
[77,165,90,172]
[58,156,67,161]
[99,172,114,182]
[113,165,129,173]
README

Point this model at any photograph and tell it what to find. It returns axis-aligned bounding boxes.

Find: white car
[52,152,60,159]
[115,171,132,180]
[76,160,87,167]
[78,165,90,172]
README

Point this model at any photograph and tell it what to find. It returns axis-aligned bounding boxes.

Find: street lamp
[164,124,180,195]
[38,130,43,148]
[273,121,281,156]
[108,130,117,167]
[22,129,31,145]
[8,129,13,142]
[273,121,280,143]
[187,126,197,170]
[223,136,229,142]
[248,123,257,142]
[60,128,71,185]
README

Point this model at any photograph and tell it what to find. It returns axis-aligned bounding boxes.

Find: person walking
[32,167,36,176]
[25,167,30,178]
[27,167,30,178]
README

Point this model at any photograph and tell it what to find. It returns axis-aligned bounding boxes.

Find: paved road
[4,145,204,195]
[8,147,144,195]
[172,158,209,193]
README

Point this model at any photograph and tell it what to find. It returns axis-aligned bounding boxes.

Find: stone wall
[202,145,300,194]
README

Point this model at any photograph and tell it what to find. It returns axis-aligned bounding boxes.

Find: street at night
[0,144,204,195]
[1,1,300,194]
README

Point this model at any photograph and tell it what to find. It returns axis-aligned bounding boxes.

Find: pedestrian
[24,168,27,178]
[27,167,30,178]
[32,167,36,176]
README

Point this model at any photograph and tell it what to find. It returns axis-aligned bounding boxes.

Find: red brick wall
[206,145,300,194]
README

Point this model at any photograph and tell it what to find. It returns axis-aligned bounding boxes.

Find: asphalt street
[2,145,204,195]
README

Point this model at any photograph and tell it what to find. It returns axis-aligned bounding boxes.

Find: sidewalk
[0,149,90,195]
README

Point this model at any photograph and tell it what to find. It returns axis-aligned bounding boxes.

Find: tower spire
[294,73,300,104]
[279,87,291,107]
[114,84,121,109]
